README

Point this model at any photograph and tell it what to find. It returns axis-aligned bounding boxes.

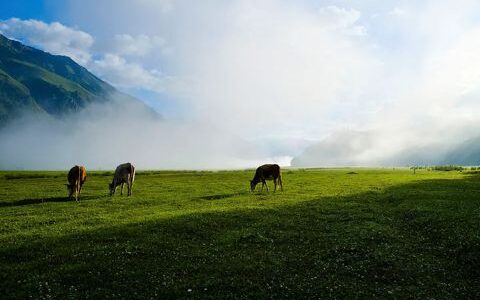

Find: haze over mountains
[291,130,480,168]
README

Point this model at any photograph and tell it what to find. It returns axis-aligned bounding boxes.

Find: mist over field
[0,98,293,170]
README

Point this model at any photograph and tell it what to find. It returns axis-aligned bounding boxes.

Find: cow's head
[109,183,114,196]
[250,180,257,192]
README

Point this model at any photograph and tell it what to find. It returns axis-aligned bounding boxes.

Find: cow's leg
[120,183,124,196]
[79,180,85,194]
[75,180,79,201]
[274,178,277,192]
[78,184,83,200]
[131,175,134,196]
[127,175,133,196]
[264,180,269,192]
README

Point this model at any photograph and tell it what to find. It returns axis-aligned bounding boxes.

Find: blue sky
[0,1,48,20]
[2,0,480,168]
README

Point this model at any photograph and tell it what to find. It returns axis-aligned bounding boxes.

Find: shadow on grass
[0,195,99,207]
[193,192,248,201]
[1,174,480,298]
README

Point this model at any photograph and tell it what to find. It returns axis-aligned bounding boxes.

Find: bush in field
[410,166,427,174]
[432,165,464,171]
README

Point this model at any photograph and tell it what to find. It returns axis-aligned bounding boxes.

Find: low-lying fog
[4,96,480,171]
[0,99,291,170]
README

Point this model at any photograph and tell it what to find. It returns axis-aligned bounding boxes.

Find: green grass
[1,168,479,299]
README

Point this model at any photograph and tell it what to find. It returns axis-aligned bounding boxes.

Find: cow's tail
[130,164,135,183]
[278,166,283,191]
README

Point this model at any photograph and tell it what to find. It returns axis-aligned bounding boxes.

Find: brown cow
[66,165,87,201]
[109,162,135,196]
[250,164,283,192]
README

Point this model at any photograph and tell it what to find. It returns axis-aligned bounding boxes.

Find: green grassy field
[1,168,480,299]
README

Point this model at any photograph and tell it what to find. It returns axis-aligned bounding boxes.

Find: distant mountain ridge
[0,33,154,124]
[291,129,480,167]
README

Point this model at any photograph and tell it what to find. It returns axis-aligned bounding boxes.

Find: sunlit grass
[1,168,479,298]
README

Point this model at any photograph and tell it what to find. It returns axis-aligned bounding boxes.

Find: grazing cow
[66,165,87,201]
[109,162,135,196]
[250,164,283,192]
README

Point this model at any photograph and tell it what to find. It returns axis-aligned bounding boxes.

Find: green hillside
[0,34,148,124]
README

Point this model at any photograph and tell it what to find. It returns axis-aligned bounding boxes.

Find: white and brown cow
[250,164,283,192]
[66,165,87,201]
[109,162,135,196]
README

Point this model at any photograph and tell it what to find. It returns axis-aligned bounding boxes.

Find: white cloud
[317,5,366,36]
[92,54,168,93]
[110,34,168,57]
[175,1,379,138]
[0,18,93,64]
[389,7,408,17]
[89,34,174,93]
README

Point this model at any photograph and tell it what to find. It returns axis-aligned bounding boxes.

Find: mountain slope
[441,137,480,165]
[0,33,153,124]
[290,130,480,167]
[0,67,44,123]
